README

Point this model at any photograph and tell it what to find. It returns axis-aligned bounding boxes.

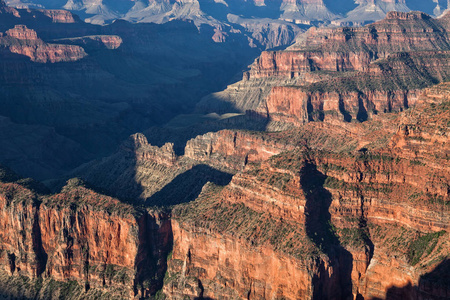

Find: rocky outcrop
[124,133,178,167]
[164,219,327,299]
[74,129,296,203]
[264,86,421,125]
[248,49,372,79]
[37,9,79,23]
[250,11,450,80]
[0,3,449,300]
[184,129,298,170]
[167,148,449,299]
[0,84,449,300]
[55,35,123,50]
[5,24,37,39]
[2,25,87,62]
[6,0,449,28]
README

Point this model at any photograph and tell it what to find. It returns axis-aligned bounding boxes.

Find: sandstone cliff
[72,129,299,204]
[0,173,172,299]
[0,83,448,300]
[0,4,449,300]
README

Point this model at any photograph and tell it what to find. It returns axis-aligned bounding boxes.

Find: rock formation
[0,1,259,180]
[0,174,172,298]
[165,83,450,300]
[2,25,87,62]
[6,0,449,28]
[198,11,450,128]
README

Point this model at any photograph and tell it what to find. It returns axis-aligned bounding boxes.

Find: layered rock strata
[165,84,450,300]
[197,11,450,127]
[0,176,172,299]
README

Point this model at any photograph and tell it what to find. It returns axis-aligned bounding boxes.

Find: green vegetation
[337,227,368,248]
[321,163,348,173]
[245,168,293,190]
[370,224,447,267]
[409,160,426,166]
[408,231,446,266]
[323,177,346,189]
[44,179,140,218]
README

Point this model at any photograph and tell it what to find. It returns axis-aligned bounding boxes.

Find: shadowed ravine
[300,161,353,300]
[146,164,233,206]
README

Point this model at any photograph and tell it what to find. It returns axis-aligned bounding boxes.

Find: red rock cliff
[0,178,172,298]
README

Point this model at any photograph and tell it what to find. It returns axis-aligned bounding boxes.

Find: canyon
[0,0,262,180]
[0,2,448,300]
[0,82,449,299]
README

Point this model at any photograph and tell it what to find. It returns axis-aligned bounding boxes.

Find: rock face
[37,9,79,23]
[165,219,325,299]
[252,11,450,80]
[56,35,123,49]
[73,129,297,203]
[0,175,172,298]
[6,24,38,39]
[0,1,260,181]
[184,130,299,170]
[6,0,448,28]
[40,83,448,300]
[0,84,449,300]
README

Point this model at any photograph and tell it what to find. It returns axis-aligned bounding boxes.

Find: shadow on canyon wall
[0,13,261,181]
[145,112,269,156]
[300,161,354,300]
[146,164,233,207]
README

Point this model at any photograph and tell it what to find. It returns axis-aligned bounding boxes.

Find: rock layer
[0,177,172,298]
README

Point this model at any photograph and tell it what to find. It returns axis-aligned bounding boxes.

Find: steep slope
[6,0,448,52]
[280,0,338,24]
[0,2,449,300]
[0,25,87,62]
[333,0,411,26]
[68,127,299,205]
[0,58,448,300]
[0,170,172,299]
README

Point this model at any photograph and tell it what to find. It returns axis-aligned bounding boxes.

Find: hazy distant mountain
[6,0,448,26]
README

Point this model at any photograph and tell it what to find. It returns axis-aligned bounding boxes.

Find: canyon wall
[0,177,172,298]
[0,84,449,299]
[164,84,450,300]
[167,146,450,299]
[0,5,448,300]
